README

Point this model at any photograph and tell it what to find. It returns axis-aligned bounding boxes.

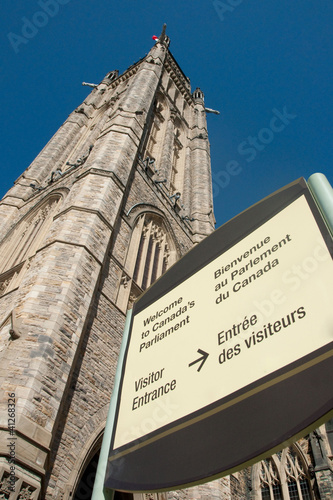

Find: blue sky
[1,1,332,228]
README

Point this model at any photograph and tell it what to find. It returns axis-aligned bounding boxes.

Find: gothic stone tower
[1,28,333,500]
[0,29,216,498]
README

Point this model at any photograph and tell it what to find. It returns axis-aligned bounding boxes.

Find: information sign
[105,178,333,492]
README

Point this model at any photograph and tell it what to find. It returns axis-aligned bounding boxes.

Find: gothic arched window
[131,215,173,291]
[144,96,167,167]
[253,446,313,500]
[0,195,61,296]
[259,457,283,499]
[117,214,177,311]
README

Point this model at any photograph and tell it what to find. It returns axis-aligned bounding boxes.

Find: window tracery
[259,458,283,499]
[254,446,313,500]
[0,195,61,296]
[117,214,176,312]
[146,120,161,161]
[132,216,172,291]
[144,97,167,167]
[284,449,312,500]
[0,462,40,500]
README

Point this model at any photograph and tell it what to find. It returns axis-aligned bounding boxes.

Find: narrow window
[129,215,175,291]
[255,446,313,500]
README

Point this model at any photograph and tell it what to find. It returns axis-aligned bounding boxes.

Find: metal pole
[308,173,333,236]
[91,309,133,500]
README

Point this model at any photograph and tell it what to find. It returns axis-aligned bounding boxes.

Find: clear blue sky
[1,1,332,228]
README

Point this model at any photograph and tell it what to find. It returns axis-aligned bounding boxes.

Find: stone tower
[0,28,215,499]
[1,27,333,500]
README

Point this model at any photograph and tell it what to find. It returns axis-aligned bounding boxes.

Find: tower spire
[160,23,166,41]
[158,23,170,47]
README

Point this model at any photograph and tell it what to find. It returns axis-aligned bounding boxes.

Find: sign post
[98,177,333,494]
[308,173,333,235]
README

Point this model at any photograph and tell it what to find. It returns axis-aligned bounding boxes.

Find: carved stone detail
[120,274,129,289]
[0,278,11,297]
[66,144,94,170]
[138,156,157,178]
[0,463,40,500]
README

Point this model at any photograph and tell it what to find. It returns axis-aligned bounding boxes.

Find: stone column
[310,429,333,499]
[160,109,176,184]
[189,89,215,242]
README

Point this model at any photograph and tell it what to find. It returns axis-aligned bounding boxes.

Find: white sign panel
[113,195,333,450]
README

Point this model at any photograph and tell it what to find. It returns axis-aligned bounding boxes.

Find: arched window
[284,448,312,500]
[0,195,61,296]
[253,446,313,500]
[146,119,161,161]
[144,96,167,167]
[131,215,174,291]
[259,457,283,499]
[116,213,177,311]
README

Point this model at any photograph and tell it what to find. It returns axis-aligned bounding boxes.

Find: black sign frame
[105,178,333,492]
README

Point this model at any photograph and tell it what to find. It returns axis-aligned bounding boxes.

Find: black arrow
[188,349,209,372]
